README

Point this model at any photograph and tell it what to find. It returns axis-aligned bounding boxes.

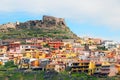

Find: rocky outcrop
[43,15,66,26]
[0,22,16,32]
[16,15,66,29]
[0,15,66,30]
[0,15,79,39]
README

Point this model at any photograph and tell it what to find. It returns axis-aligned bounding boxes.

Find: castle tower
[16,21,20,25]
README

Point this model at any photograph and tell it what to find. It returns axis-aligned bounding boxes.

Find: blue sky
[0,0,120,42]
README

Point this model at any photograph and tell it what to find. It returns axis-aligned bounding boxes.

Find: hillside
[0,15,79,39]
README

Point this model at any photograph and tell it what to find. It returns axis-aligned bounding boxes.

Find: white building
[102,40,119,50]
[0,54,9,65]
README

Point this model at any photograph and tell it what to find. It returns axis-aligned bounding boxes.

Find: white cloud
[1,0,120,28]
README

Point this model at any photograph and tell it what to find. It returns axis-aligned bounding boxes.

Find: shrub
[4,61,17,68]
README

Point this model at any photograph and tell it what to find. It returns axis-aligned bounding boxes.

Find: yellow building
[71,60,90,74]
[25,49,46,59]
[66,53,76,58]
[65,43,72,50]
[76,39,85,44]
[25,52,32,58]
[88,61,95,75]
[87,39,94,45]
[24,48,35,58]
[38,53,46,59]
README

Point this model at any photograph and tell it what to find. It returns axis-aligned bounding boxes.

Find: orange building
[48,41,64,49]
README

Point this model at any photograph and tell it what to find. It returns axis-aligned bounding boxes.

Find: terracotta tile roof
[95,62,102,64]
[78,60,90,63]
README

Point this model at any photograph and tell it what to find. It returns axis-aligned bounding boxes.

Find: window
[25,46,28,48]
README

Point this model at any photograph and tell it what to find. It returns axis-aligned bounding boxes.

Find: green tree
[4,61,17,68]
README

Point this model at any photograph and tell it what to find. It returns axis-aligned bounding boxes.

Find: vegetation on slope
[0,70,119,80]
[0,28,75,39]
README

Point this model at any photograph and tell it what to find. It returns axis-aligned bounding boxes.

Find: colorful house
[48,41,64,49]
[0,46,7,54]
[100,62,110,76]
[94,62,102,76]
[70,60,90,74]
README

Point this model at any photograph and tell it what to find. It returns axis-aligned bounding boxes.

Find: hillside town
[0,37,120,77]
